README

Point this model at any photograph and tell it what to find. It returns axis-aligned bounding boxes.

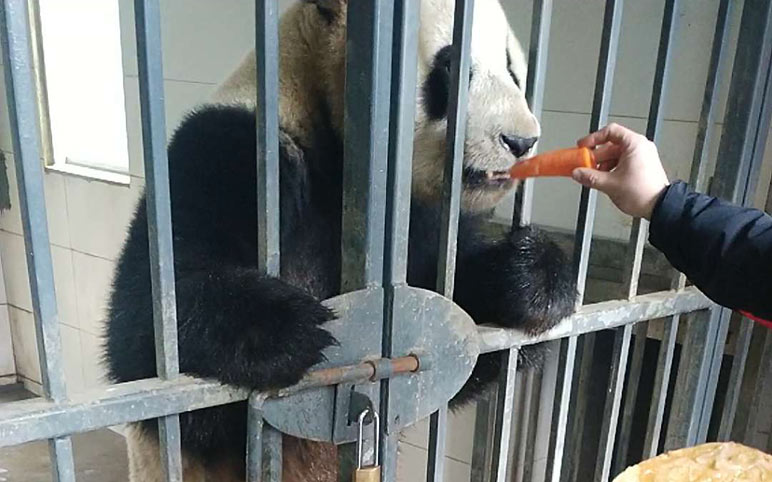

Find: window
[31,0,130,183]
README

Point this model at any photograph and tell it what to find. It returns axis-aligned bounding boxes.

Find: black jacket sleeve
[648,181,772,320]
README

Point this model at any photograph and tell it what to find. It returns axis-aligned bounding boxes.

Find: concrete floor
[0,384,129,482]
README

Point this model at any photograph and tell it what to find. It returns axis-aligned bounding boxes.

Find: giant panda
[105,0,576,480]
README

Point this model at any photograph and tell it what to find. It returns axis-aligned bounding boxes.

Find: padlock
[353,406,381,482]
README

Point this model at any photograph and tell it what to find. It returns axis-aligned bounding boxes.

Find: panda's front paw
[249,281,339,389]
[501,226,576,334]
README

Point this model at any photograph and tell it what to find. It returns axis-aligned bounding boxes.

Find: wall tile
[81,330,109,389]
[43,171,71,248]
[0,151,23,236]
[120,0,255,84]
[446,405,476,464]
[51,245,78,329]
[72,251,116,337]
[0,72,11,153]
[0,305,15,376]
[65,175,143,260]
[124,77,217,179]
[0,230,31,312]
[8,306,40,383]
[395,440,472,482]
[60,323,85,394]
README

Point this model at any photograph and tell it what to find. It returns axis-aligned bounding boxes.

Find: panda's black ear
[302,0,346,22]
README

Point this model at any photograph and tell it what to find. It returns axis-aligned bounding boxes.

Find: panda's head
[217,0,538,213]
[414,0,540,212]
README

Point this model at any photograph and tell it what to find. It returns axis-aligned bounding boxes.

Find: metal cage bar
[427,0,474,478]
[604,0,679,475]
[342,2,397,480]
[0,0,76,480]
[385,0,421,479]
[513,0,553,227]
[134,0,184,479]
[255,0,281,278]
[665,0,772,449]
[247,1,281,479]
[544,1,624,479]
[639,0,733,458]
[490,348,519,482]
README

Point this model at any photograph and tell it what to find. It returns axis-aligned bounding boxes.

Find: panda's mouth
[463,167,514,189]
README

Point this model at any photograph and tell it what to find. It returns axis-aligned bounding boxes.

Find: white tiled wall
[0,0,770,478]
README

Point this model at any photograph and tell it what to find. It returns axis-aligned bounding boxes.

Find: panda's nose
[501,135,538,157]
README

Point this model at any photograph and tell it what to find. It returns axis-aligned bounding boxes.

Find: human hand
[571,123,670,220]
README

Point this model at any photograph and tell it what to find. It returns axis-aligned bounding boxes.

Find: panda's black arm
[452,223,576,334]
[407,201,575,335]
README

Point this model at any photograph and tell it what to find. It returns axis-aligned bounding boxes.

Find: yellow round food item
[613,442,772,481]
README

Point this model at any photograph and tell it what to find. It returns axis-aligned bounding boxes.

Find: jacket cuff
[649,181,688,252]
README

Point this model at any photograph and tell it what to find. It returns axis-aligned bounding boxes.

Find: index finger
[576,123,639,149]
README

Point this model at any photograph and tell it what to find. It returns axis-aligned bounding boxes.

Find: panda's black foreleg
[448,223,576,406]
[172,266,338,390]
[453,224,576,335]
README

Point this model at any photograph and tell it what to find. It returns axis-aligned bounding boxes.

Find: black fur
[423,45,475,120]
[104,104,575,465]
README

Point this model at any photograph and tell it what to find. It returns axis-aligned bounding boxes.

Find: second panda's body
[104,1,577,480]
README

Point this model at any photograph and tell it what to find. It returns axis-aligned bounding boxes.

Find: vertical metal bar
[340,1,392,293]
[642,313,680,457]
[256,0,280,277]
[639,0,734,457]
[717,316,753,441]
[691,0,772,443]
[436,0,474,299]
[343,2,396,480]
[608,1,678,473]
[247,394,264,482]
[664,308,723,450]
[134,1,183,480]
[514,0,553,227]
[471,389,496,482]
[594,324,633,481]
[427,2,474,479]
[741,329,772,447]
[427,406,448,482]
[0,1,75,480]
[514,370,541,482]
[385,4,418,479]
[384,0,418,288]
[262,425,283,481]
[490,349,518,482]
[543,2,623,480]
[385,0,419,478]
[690,0,732,192]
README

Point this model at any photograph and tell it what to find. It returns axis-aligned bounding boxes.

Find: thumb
[571,167,612,192]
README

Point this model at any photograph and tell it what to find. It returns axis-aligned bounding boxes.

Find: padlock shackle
[356,408,380,469]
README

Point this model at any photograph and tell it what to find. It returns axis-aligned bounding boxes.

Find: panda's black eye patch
[506,49,521,89]
[423,45,474,120]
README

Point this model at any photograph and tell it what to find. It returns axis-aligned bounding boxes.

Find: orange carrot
[509,146,595,179]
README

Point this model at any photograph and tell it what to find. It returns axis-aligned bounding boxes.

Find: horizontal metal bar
[479,287,711,354]
[0,356,420,447]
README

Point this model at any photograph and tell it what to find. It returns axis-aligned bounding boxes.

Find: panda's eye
[506,50,521,89]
